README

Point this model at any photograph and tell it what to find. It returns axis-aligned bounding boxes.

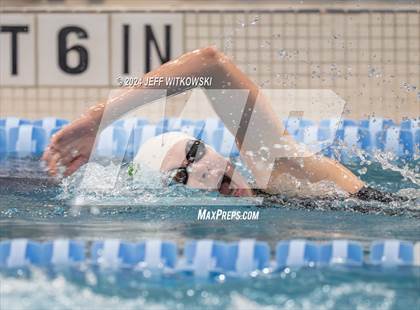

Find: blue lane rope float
[0,239,85,268]
[0,127,6,158]
[318,240,363,267]
[0,117,31,137]
[179,239,270,277]
[91,239,177,269]
[225,239,270,275]
[370,240,414,266]
[7,125,47,157]
[32,118,69,139]
[181,239,227,277]
[0,117,418,160]
[276,240,319,269]
[1,239,419,275]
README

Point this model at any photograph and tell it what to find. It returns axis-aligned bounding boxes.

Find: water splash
[58,161,214,209]
[1,143,418,217]
[401,82,417,92]
[223,15,260,55]
[371,151,419,186]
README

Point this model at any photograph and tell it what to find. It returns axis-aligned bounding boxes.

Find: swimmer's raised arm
[43,47,242,177]
[43,46,364,195]
[192,48,364,194]
[42,47,220,176]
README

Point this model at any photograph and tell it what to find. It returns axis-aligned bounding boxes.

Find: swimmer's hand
[42,115,99,178]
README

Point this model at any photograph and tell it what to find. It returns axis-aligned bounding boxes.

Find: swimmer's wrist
[80,102,106,130]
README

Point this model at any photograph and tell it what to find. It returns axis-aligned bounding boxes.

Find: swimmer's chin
[218,187,254,197]
[231,188,254,197]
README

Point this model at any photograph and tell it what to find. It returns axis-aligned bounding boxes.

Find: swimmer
[42,47,394,200]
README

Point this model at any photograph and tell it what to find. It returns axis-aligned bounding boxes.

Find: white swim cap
[133,131,193,171]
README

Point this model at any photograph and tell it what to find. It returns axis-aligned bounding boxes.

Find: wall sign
[111,13,183,87]
[37,14,109,86]
[0,13,184,86]
[0,14,36,86]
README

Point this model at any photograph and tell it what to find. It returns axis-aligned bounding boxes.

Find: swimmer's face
[160,139,254,197]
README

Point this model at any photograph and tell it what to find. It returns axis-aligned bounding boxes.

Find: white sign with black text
[37,13,109,86]
[0,13,184,86]
[0,14,36,86]
[111,13,183,86]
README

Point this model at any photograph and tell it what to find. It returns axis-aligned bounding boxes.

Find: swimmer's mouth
[218,174,233,195]
[218,174,247,197]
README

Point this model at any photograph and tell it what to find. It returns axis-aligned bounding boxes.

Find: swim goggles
[164,139,206,185]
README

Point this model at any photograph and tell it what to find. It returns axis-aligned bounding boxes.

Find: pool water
[1,267,419,309]
[0,155,419,309]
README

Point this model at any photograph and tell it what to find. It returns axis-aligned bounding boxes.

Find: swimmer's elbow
[197,46,227,64]
[199,46,219,59]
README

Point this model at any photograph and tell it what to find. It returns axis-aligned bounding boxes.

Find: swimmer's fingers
[47,152,63,177]
[58,148,81,167]
[42,145,64,175]
[41,145,52,162]
[42,129,67,163]
[44,142,92,177]
[42,146,59,175]
[42,120,96,177]
[43,131,79,167]
[64,156,88,177]
[45,126,76,152]
[45,148,83,177]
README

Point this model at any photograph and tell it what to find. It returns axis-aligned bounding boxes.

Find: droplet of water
[277,49,287,59]
[260,79,270,87]
[261,40,271,48]
[368,66,382,78]
[259,146,271,161]
[237,18,246,28]
[358,167,368,175]
[330,64,341,79]
[85,271,97,286]
[402,82,417,92]
[250,16,260,25]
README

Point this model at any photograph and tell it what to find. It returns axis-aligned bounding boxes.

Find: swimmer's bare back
[42,46,364,195]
